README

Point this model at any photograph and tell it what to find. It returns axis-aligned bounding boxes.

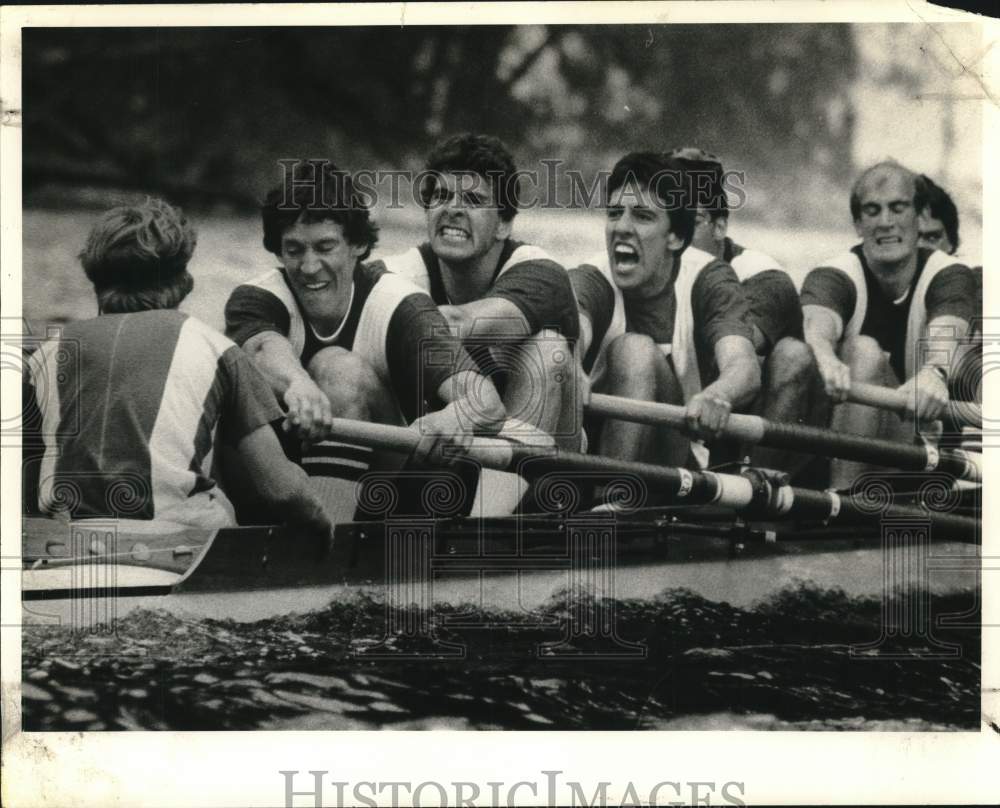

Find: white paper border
[2,3,998,806]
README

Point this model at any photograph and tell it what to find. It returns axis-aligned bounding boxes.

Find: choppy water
[21,585,979,731]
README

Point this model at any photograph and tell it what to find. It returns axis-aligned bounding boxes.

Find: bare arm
[576,310,594,406]
[684,335,760,441]
[243,331,310,398]
[899,314,970,420]
[243,331,332,442]
[236,423,333,540]
[803,304,850,400]
[409,369,507,465]
[704,335,761,409]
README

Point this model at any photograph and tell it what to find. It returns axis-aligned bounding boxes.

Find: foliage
[23,25,857,211]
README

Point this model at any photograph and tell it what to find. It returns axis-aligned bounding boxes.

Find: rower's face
[854,172,919,266]
[917,211,955,255]
[280,217,364,323]
[425,172,511,267]
[689,208,727,255]
[605,182,683,293]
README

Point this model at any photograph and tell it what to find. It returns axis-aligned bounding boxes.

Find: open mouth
[875,236,903,246]
[612,242,640,270]
[439,225,471,243]
[300,280,331,292]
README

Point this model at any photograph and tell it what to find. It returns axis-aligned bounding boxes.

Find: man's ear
[666,230,685,251]
[712,216,728,242]
[853,218,864,239]
[496,217,513,242]
[349,242,367,260]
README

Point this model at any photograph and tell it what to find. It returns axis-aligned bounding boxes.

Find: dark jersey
[225,261,472,421]
[722,237,803,348]
[570,245,753,400]
[380,240,580,342]
[801,245,976,380]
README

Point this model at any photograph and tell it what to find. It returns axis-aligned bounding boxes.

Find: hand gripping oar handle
[587,393,981,483]
[324,418,978,540]
[849,382,982,429]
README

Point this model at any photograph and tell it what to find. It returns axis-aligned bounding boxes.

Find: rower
[22,198,332,537]
[914,173,983,432]
[799,160,978,489]
[571,152,761,498]
[378,133,581,515]
[224,161,505,522]
[669,146,818,474]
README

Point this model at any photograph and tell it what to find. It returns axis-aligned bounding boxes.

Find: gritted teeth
[441,226,470,239]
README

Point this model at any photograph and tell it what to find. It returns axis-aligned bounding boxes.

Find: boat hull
[21,513,981,622]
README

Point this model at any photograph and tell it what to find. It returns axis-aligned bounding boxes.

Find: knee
[840,335,888,382]
[307,347,384,420]
[766,337,814,387]
[603,332,677,396]
[606,332,659,372]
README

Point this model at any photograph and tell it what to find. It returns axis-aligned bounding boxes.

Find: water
[21,584,979,731]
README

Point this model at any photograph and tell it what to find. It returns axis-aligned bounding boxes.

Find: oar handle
[848,382,909,412]
[588,393,766,443]
[849,382,981,428]
[324,418,978,539]
[587,393,980,483]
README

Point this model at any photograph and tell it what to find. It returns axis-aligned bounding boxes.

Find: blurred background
[22,22,984,333]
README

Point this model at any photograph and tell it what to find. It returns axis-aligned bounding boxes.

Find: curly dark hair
[79,197,196,314]
[669,146,728,220]
[419,133,521,222]
[917,174,960,254]
[261,160,379,260]
[607,152,699,251]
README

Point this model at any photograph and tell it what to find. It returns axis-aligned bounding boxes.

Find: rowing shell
[21,503,981,624]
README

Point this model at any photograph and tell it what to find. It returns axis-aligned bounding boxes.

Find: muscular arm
[236,424,333,538]
[803,305,851,400]
[803,304,844,361]
[434,369,506,435]
[923,314,969,371]
[243,331,312,399]
[703,335,760,409]
[242,331,332,442]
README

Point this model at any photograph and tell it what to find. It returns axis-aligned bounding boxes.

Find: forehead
[857,169,914,204]
[608,181,670,216]
[434,171,496,195]
[282,216,345,241]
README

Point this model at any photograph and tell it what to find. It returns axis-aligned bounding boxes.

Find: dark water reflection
[21,585,979,731]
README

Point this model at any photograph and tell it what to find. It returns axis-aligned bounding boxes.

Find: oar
[325,418,978,540]
[587,393,981,484]
[848,382,981,429]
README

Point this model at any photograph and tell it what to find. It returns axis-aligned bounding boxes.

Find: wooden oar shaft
[325,419,978,539]
[588,393,981,483]
[849,382,981,429]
